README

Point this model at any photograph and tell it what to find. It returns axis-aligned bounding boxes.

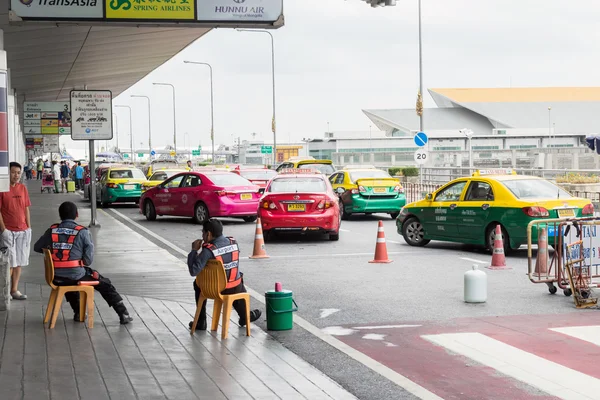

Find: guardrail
[403,182,442,204]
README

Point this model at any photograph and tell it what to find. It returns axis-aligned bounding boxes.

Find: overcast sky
[65,0,600,153]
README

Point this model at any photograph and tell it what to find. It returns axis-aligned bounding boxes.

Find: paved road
[98,202,600,399]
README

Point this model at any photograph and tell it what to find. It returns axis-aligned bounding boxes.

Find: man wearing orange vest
[33,201,133,325]
[187,218,261,330]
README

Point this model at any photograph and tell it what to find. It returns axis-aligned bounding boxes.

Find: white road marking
[319,308,340,319]
[384,342,398,347]
[322,326,358,336]
[353,324,422,330]
[460,257,488,264]
[108,208,444,400]
[551,325,600,346]
[423,332,600,400]
[339,228,351,232]
[387,240,403,244]
[362,333,386,341]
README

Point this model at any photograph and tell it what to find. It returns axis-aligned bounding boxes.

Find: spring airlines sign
[10,0,283,25]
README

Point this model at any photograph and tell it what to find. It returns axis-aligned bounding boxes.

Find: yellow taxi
[329,166,406,219]
[144,159,182,178]
[141,168,188,193]
[96,166,147,207]
[397,169,594,252]
[276,157,336,175]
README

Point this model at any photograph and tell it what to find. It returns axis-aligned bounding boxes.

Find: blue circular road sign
[414,131,428,147]
[150,150,156,156]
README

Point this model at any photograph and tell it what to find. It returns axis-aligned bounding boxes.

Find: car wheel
[390,212,399,219]
[243,216,257,223]
[193,203,209,224]
[486,224,511,254]
[402,217,430,247]
[145,200,157,221]
[329,232,340,241]
[341,201,351,220]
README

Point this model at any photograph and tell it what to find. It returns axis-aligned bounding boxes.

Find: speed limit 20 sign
[414,149,429,165]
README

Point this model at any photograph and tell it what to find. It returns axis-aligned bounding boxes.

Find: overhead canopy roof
[0,0,209,109]
[430,87,600,103]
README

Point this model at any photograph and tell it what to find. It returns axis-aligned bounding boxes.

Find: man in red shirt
[0,162,32,300]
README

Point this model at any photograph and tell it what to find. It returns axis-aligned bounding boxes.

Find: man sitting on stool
[187,218,261,330]
[34,201,133,325]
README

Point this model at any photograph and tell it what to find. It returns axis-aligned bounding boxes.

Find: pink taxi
[139,171,260,224]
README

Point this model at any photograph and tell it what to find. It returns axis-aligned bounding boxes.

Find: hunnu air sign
[9,0,283,25]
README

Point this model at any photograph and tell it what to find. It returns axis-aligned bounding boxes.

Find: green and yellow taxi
[330,167,406,219]
[397,169,594,252]
[96,167,147,207]
[141,168,188,193]
[276,157,336,175]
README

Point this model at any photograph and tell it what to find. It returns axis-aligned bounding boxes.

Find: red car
[232,167,278,193]
[259,169,341,241]
[139,171,260,223]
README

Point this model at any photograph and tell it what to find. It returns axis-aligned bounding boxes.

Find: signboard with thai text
[70,90,113,140]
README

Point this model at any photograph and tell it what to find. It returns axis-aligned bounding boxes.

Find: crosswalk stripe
[423,332,600,400]
[551,325,600,346]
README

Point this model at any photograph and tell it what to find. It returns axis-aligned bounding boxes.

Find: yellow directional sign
[170,150,176,156]
[106,0,194,20]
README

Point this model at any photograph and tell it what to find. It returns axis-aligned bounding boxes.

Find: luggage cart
[41,169,54,193]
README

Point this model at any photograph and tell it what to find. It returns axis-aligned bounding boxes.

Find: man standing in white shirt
[52,161,61,194]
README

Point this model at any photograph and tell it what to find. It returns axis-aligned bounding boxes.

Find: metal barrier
[527,217,600,308]
[402,182,441,204]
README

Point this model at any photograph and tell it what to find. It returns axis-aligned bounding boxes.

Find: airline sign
[9,0,283,26]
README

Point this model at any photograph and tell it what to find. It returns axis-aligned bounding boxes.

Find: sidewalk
[0,181,357,400]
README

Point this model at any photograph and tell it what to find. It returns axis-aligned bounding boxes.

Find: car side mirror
[336,187,345,194]
[426,193,433,201]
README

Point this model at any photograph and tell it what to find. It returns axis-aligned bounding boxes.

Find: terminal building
[305,87,600,170]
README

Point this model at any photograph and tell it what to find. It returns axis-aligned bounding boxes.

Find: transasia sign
[9,0,283,25]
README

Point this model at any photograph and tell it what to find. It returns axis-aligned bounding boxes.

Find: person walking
[60,161,70,193]
[26,159,34,180]
[34,201,133,324]
[74,162,84,191]
[36,159,44,180]
[0,162,32,300]
[187,218,261,330]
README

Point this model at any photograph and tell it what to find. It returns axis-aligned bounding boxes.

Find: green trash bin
[265,290,298,331]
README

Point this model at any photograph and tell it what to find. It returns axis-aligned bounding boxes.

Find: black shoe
[119,313,133,325]
[239,309,262,327]
[189,320,207,331]
[73,312,82,322]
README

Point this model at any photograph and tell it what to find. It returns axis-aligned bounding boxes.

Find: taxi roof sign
[279,168,320,174]
[473,169,517,176]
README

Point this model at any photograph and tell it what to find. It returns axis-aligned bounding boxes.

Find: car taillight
[106,183,118,188]
[351,188,359,194]
[358,185,366,193]
[583,203,595,215]
[262,201,277,210]
[522,206,549,217]
[215,190,227,196]
[317,200,333,209]
[394,185,404,193]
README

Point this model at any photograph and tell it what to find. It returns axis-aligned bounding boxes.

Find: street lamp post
[548,106,552,148]
[115,105,134,163]
[183,61,215,162]
[113,113,119,150]
[131,95,152,158]
[153,83,177,155]
[236,29,277,166]
[461,128,474,173]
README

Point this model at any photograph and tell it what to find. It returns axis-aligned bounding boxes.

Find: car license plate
[124,184,136,190]
[558,208,575,217]
[240,193,252,200]
[373,187,386,193]
[287,204,305,212]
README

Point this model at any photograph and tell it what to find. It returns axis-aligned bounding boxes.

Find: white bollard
[464,264,487,303]
[0,248,10,310]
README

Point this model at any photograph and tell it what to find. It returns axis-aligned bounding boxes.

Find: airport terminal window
[472,146,499,150]
[435,182,467,202]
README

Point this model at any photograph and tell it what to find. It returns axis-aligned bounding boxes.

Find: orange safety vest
[203,237,242,289]
[50,223,85,268]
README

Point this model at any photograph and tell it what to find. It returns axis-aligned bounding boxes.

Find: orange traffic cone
[249,218,269,259]
[535,226,548,276]
[487,224,510,270]
[369,220,392,264]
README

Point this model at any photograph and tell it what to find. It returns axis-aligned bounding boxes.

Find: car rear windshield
[206,173,252,186]
[298,163,335,175]
[502,179,573,199]
[241,170,277,180]
[110,169,146,180]
[269,177,327,193]
[349,170,391,182]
